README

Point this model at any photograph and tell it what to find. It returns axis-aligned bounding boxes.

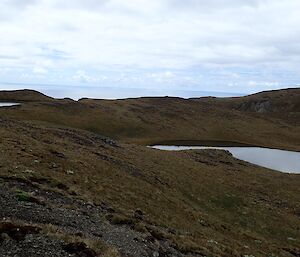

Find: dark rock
[283,248,300,257]
[134,209,144,220]
[49,150,66,159]
[0,222,41,241]
[63,242,97,257]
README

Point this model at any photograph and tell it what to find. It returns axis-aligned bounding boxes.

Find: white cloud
[72,70,108,83]
[247,80,280,88]
[73,70,97,83]
[0,0,300,93]
[33,67,48,74]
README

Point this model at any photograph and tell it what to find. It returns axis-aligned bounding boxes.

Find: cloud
[72,70,108,83]
[0,55,20,60]
[0,0,300,93]
[33,67,48,74]
[0,0,37,20]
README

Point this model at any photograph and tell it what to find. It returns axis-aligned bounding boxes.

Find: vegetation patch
[15,190,42,205]
[106,213,134,226]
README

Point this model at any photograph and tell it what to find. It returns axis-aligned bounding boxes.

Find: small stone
[153,251,159,257]
[1,233,10,241]
[66,170,74,175]
[50,163,58,169]
[134,209,144,220]
[22,169,35,174]
[207,239,218,245]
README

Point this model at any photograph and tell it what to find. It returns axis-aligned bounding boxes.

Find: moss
[15,189,43,205]
[15,190,31,202]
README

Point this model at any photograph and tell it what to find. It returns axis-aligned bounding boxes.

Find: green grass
[15,190,31,202]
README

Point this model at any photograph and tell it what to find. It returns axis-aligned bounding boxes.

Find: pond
[151,145,300,174]
[0,102,20,107]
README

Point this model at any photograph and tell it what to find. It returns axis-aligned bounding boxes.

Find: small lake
[0,102,20,107]
[151,145,300,174]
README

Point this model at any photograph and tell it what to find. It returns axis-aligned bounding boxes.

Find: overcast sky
[0,0,300,95]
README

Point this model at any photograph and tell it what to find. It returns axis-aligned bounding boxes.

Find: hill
[233,88,300,112]
[194,87,300,113]
[0,88,299,151]
[0,89,54,102]
[0,117,299,257]
[0,88,299,256]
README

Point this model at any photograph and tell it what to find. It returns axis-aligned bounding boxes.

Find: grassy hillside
[0,88,299,151]
[0,118,299,257]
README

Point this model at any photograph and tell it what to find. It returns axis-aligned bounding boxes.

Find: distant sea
[0,83,243,100]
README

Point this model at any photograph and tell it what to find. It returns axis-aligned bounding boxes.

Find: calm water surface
[0,102,20,107]
[152,145,300,174]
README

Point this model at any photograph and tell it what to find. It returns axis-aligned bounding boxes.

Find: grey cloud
[1,0,37,8]
[51,0,110,10]
[1,0,38,11]
[0,0,38,20]
[37,47,71,60]
[0,0,299,93]
[167,0,262,9]
[0,55,20,60]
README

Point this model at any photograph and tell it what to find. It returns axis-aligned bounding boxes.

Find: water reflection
[0,102,20,107]
[151,145,300,174]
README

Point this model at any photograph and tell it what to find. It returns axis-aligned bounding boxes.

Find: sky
[0,0,300,97]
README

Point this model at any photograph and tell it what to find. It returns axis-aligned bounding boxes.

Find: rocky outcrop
[237,100,273,112]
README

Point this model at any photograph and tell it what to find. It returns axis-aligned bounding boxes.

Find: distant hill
[0,87,299,151]
[224,88,300,113]
[0,89,53,102]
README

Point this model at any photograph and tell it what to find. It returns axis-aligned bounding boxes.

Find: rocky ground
[0,176,183,257]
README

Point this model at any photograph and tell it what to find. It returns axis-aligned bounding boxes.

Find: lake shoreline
[151,144,300,174]
[149,140,300,152]
[0,102,20,107]
[150,140,256,147]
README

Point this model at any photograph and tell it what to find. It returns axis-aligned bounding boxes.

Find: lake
[0,102,20,107]
[151,145,300,174]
